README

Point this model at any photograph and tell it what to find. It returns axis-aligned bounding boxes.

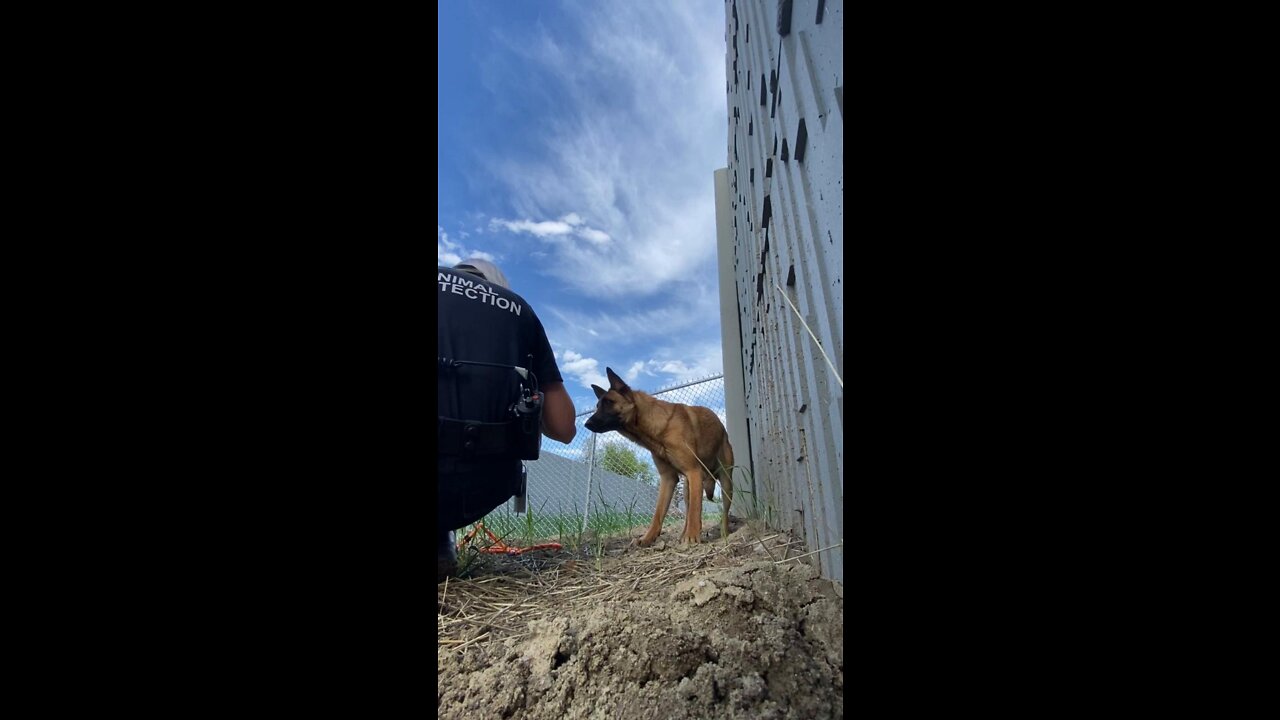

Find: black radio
[509,356,543,460]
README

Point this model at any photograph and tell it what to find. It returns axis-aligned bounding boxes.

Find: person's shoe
[438,530,458,583]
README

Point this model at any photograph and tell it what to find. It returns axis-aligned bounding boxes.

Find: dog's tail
[715,438,734,540]
[712,439,734,509]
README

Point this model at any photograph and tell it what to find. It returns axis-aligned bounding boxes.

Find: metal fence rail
[468,375,729,543]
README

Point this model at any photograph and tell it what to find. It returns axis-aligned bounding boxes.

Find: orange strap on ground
[457,521,563,555]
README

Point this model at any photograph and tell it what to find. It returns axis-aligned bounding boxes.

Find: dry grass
[437,518,806,659]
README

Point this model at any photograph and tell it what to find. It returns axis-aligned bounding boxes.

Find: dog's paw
[634,535,656,548]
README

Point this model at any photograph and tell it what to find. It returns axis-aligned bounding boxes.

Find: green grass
[454,470,740,574]
[712,463,775,534]
[454,504,727,576]
[459,502,723,555]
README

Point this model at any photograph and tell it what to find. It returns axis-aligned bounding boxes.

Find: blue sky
[438,1,730,415]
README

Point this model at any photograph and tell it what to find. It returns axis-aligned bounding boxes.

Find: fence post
[582,432,597,533]
[715,168,756,512]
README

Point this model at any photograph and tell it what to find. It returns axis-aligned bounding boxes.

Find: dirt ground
[437,517,844,719]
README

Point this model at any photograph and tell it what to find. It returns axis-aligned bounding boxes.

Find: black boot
[438,530,458,583]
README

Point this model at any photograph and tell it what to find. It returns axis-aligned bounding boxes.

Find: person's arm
[540,381,577,444]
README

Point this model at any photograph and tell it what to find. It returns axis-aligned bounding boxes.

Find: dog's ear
[605,367,630,393]
[591,384,607,399]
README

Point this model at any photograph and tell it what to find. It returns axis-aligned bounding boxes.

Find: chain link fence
[469,374,729,543]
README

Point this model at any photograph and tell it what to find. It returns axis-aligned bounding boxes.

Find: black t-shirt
[437,266,563,425]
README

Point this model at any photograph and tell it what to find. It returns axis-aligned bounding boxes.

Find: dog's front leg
[637,463,679,547]
[681,470,704,544]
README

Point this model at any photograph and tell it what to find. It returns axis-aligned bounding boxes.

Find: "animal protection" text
[438,272,523,316]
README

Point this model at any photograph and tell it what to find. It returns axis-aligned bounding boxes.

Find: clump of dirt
[437,521,843,719]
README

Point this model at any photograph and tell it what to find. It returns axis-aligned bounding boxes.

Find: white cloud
[576,227,611,244]
[479,1,727,300]
[544,282,722,352]
[490,214,613,247]
[442,3,731,407]
[639,360,717,387]
[623,361,646,383]
[626,341,725,389]
[438,225,461,266]
[438,225,496,266]
[489,218,574,238]
[553,339,720,398]
[651,361,705,382]
[556,349,608,391]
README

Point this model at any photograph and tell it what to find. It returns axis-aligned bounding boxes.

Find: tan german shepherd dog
[585,367,734,545]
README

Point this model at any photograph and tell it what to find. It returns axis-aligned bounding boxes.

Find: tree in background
[600,443,656,486]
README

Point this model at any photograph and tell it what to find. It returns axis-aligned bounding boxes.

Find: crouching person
[437,258,576,581]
